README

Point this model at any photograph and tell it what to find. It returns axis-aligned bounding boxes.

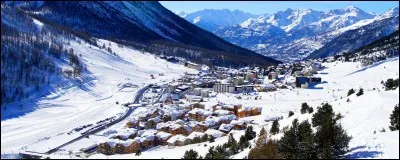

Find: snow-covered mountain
[208,6,399,62]
[177,9,257,32]
[10,1,279,67]
[307,16,399,59]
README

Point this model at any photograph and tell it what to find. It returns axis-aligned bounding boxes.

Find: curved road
[29,85,151,155]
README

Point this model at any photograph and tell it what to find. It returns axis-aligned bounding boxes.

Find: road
[37,85,151,155]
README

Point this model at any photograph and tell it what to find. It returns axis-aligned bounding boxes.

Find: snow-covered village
[1,1,399,159]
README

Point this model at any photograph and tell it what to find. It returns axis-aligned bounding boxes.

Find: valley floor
[1,38,398,159]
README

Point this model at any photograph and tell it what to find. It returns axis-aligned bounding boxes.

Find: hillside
[306,16,399,59]
[8,1,279,67]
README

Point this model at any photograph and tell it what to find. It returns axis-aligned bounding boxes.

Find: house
[188,121,208,132]
[168,124,193,136]
[155,131,173,146]
[237,108,249,118]
[204,129,226,138]
[97,140,118,155]
[185,62,201,70]
[187,131,206,141]
[250,107,261,116]
[126,118,140,128]
[268,72,277,80]
[188,108,212,121]
[218,124,233,133]
[145,117,162,129]
[112,132,137,140]
[230,120,247,130]
[167,134,189,147]
[258,84,277,92]
[219,114,237,124]
[236,106,261,118]
[140,136,155,149]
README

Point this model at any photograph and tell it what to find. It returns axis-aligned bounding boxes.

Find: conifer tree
[300,103,310,114]
[182,149,200,159]
[270,120,280,135]
[389,104,399,131]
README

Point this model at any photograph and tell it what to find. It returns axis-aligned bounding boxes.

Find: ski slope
[0,38,197,155]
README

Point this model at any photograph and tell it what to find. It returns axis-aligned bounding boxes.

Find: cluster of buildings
[95,59,324,155]
[97,97,260,155]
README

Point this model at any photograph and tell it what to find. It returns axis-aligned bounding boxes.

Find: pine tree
[389,104,399,131]
[313,103,351,159]
[300,103,310,114]
[297,120,317,159]
[270,120,280,135]
[249,139,283,159]
[347,88,355,96]
[278,119,300,159]
[288,111,294,118]
[312,103,335,127]
[256,127,267,146]
[209,135,215,143]
[356,88,364,96]
[201,134,209,142]
[135,149,142,156]
[308,107,314,114]
[182,149,200,159]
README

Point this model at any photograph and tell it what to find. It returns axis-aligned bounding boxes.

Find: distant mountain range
[179,7,399,62]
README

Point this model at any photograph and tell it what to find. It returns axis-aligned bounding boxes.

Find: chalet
[187,121,208,132]
[218,124,233,133]
[145,117,162,129]
[126,118,140,128]
[204,129,226,138]
[97,140,118,155]
[237,108,249,118]
[155,131,173,146]
[167,134,189,147]
[187,131,205,141]
[188,108,212,121]
[230,120,247,130]
[168,124,193,136]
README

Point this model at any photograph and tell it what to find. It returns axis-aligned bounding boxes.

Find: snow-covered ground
[1,38,196,155]
[63,58,399,159]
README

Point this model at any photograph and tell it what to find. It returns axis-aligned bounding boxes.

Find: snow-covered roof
[148,117,162,123]
[156,131,172,140]
[187,131,205,140]
[204,129,225,138]
[167,134,188,144]
[219,124,233,132]
[213,109,231,116]
[230,120,245,125]
[188,108,212,116]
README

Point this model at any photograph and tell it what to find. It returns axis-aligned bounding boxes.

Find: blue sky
[160,1,399,15]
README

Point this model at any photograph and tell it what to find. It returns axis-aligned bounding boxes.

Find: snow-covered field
[1,38,196,156]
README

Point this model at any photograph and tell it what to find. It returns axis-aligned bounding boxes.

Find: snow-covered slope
[1,36,197,154]
[11,1,279,67]
[178,9,257,32]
